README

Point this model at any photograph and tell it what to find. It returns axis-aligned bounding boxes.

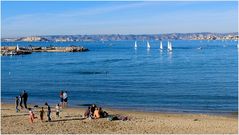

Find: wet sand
[1,103,238,134]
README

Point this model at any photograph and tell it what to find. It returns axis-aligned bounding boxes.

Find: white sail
[16,45,20,51]
[160,41,163,50]
[147,41,150,48]
[134,41,137,48]
[168,41,172,51]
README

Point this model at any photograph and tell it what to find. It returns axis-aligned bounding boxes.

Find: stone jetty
[1,46,89,56]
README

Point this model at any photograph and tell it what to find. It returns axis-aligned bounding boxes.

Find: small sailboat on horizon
[167,41,172,51]
[160,41,163,50]
[16,44,20,51]
[134,41,137,48]
[147,41,150,49]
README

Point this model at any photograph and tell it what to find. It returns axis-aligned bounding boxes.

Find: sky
[1,1,238,38]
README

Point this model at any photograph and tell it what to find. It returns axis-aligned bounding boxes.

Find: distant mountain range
[2,32,238,42]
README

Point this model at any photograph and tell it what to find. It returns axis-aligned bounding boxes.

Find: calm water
[1,40,238,114]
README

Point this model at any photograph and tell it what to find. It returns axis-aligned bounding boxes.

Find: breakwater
[1,46,89,56]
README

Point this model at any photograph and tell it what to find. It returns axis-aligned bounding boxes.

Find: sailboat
[16,45,20,51]
[160,41,163,50]
[167,41,172,51]
[147,41,150,49]
[134,41,137,48]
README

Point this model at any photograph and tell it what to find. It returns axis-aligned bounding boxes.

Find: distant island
[2,32,238,42]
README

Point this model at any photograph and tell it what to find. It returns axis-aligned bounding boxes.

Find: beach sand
[1,103,238,134]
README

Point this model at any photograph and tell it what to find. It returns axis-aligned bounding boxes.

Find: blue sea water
[1,40,238,114]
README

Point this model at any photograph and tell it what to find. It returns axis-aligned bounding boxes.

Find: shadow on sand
[49,117,86,122]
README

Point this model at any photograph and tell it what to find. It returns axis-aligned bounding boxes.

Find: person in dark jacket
[45,102,51,122]
[22,90,28,109]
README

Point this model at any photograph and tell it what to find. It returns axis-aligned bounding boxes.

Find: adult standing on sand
[63,91,68,108]
[21,90,28,109]
[45,102,51,122]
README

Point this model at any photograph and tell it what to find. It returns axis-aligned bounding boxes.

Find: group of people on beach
[15,90,129,123]
[15,90,65,123]
[84,104,109,119]
[28,102,60,123]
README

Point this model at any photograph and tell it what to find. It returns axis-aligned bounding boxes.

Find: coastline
[1,103,238,134]
[2,98,237,117]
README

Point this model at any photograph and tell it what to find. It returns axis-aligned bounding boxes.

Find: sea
[1,40,238,114]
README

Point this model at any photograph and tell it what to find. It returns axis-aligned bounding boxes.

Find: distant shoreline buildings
[2,32,238,42]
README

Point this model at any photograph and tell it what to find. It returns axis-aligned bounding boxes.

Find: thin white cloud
[3,2,154,23]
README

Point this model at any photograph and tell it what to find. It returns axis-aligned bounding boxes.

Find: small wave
[172,47,195,49]
[102,58,130,63]
[70,71,109,75]
[54,61,97,65]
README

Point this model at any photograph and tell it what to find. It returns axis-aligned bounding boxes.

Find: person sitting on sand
[28,108,37,123]
[94,107,101,119]
[99,107,108,118]
[45,102,51,122]
[55,104,60,118]
[15,96,20,112]
[90,104,96,115]
[84,106,91,118]
[39,107,45,121]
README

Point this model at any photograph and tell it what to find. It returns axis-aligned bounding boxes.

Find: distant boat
[16,45,20,51]
[147,41,150,49]
[160,41,163,50]
[134,41,137,48]
[167,41,172,51]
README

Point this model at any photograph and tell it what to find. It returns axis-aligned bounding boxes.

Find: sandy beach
[1,103,237,134]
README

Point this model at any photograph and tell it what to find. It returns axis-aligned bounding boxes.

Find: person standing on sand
[28,108,37,123]
[39,107,45,121]
[55,104,60,118]
[63,91,68,108]
[15,96,20,112]
[60,90,64,107]
[22,90,28,109]
[19,93,23,109]
[45,102,51,122]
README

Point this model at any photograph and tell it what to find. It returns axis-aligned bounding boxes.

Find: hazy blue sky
[1,1,238,38]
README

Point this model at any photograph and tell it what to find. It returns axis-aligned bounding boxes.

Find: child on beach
[39,107,45,121]
[28,108,37,123]
[55,104,60,118]
[15,96,20,112]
